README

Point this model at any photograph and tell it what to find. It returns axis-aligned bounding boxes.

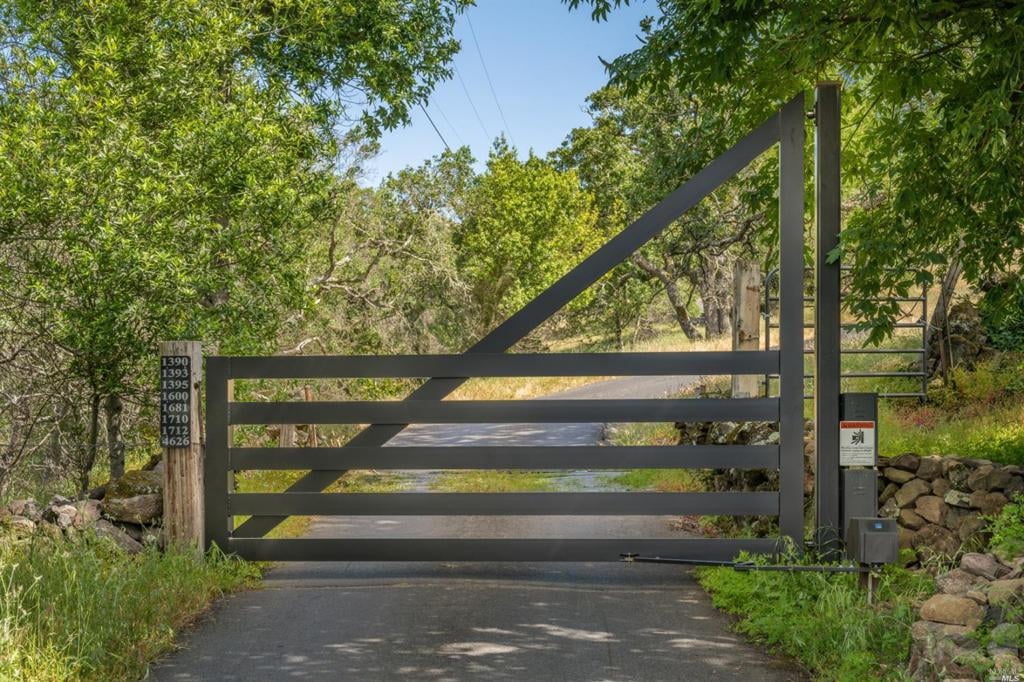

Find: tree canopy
[569,0,1024,339]
[0,0,467,485]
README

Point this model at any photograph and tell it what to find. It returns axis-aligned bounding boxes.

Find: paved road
[151,375,802,681]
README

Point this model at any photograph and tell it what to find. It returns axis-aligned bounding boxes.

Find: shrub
[988,494,1024,561]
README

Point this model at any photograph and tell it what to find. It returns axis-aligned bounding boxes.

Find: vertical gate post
[814,82,843,555]
[204,356,230,553]
[160,340,204,553]
[778,94,806,551]
[732,260,761,398]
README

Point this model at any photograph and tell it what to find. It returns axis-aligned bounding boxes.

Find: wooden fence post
[732,261,761,398]
[160,340,204,553]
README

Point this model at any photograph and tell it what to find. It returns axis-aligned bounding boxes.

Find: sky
[362,0,656,184]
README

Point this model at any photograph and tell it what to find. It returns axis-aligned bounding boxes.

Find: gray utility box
[842,469,879,543]
[846,518,898,565]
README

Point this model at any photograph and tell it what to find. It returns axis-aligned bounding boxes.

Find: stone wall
[877,453,1024,563]
[0,463,164,553]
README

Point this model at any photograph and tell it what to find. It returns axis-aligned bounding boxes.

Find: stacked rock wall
[878,453,1024,563]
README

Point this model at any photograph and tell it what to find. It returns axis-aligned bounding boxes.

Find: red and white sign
[840,420,876,466]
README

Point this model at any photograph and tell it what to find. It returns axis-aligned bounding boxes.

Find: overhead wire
[454,64,491,143]
[419,103,451,151]
[466,14,515,147]
[433,101,466,147]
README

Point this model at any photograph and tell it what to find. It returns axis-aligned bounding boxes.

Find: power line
[419,103,451,151]
[466,14,515,147]
[454,65,491,143]
[433,101,466,147]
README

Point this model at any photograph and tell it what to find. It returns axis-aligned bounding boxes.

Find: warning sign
[840,420,876,466]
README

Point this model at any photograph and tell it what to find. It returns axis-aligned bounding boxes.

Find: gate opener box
[846,517,898,565]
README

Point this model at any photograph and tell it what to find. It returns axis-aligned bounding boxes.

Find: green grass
[697,557,934,681]
[604,422,701,491]
[430,471,556,492]
[0,534,259,681]
[881,353,1024,464]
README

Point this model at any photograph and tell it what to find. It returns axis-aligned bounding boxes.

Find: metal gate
[204,92,810,562]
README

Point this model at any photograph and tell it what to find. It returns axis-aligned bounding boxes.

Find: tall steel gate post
[814,83,842,555]
[778,94,806,551]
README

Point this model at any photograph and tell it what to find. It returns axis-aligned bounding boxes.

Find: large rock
[880,497,899,518]
[42,503,77,530]
[899,508,926,530]
[969,491,1008,515]
[72,499,101,528]
[959,515,989,544]
[879,482,899,504]
[890,453,921,472]
[102,494,162,525]
[909,620,977,681]
[945,490,973,508]
[7,498,40,521]
[947,462,971,492]
[936,568,981,596]
[895,479,931,508]
[91,519,144,554]
[920,594,985,627]
[914,523,959,560]
[987,579,1024,607]
[915,496,947,525]
[916,457,943,481]
[968,465,996,492]
[931,478,951,497]
[2,515,36,537]
[1006,475,1024,497]
[105,469,163,499]
[883,467,916,484]
[961,553,1008,581]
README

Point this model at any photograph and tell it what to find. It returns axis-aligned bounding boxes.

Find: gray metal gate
[204,92,810,562]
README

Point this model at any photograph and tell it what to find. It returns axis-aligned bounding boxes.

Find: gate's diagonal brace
[231,96,799,541]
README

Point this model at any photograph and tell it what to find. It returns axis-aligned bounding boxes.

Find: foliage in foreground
[0,534,258,681]
[697,558,934,681]
[988,493,1024,561]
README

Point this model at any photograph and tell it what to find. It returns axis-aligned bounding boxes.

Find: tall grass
[697,557,934,681]
[0,534,258,681]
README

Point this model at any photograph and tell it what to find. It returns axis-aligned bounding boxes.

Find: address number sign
[160,355,192,447]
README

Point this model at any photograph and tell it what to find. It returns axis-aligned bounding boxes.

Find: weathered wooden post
[731,260,761,398]
[160,340,204,553]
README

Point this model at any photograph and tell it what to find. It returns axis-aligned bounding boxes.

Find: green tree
[456,142,601,333]
[554,85,776,340]
[0,0,467,488]
[569,0,1024,341]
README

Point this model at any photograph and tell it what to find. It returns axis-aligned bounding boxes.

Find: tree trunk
[925,258,963,375]
[631,253,701,340]
[105,392,125,480]
[80,391,101,495]
[698,264,733,338]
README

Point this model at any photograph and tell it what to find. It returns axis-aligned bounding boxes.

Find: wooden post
[732,260,761,398]
[303,385,318,447]
[160,340,204,553]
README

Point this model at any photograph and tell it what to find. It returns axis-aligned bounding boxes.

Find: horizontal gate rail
[228,492,779,517]
[229,444,780,471]
[225,538,782,562]
[230,397,779,425]
[225,351,779,379]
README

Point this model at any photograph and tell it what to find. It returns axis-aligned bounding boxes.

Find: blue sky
[363,0,655,184]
